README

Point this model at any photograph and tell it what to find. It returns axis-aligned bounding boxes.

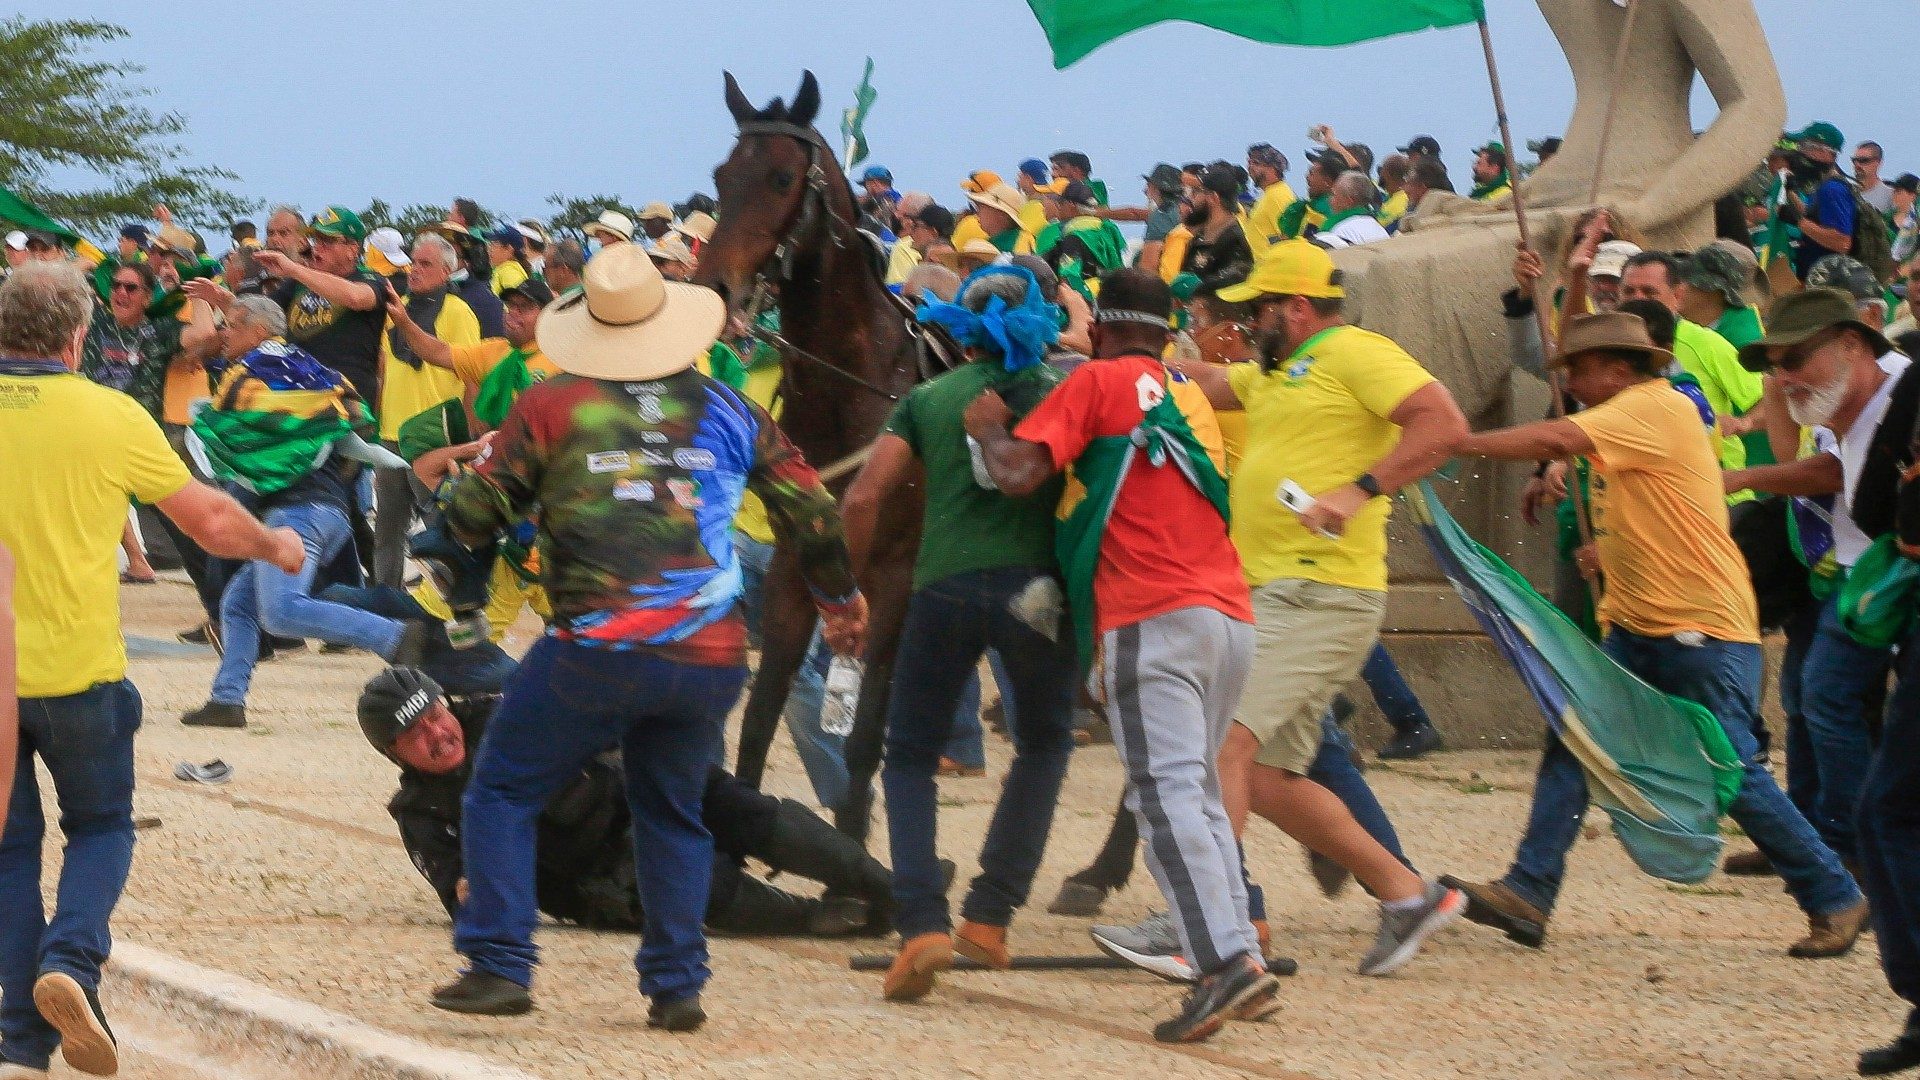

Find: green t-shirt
[1711,305,1764,350]
[882,359,1064,588]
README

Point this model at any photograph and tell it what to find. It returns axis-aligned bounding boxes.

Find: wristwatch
[1354,472,1383,498]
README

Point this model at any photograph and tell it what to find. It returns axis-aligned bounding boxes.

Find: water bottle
[821,656,864,737]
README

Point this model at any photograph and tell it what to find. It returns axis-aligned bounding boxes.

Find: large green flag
[0,185,81,244]
[1027,0,1485,67]
[840,58,877,170]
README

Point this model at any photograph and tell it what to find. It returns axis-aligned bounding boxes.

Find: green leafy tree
[545,193,637,240]
[0,18,256,235]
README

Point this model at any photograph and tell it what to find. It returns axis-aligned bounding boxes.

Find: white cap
[586,210,634,242]
[4,231,26,252]
[1590,240,1643,280]
[367,227,410,268]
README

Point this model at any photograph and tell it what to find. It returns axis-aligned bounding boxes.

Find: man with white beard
[1722,288,1913,878]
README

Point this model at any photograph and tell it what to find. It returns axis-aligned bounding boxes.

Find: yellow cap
[1215,239,1345,303]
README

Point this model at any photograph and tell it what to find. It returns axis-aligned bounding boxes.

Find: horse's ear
[723,71,756,126]
[790,70,821,128]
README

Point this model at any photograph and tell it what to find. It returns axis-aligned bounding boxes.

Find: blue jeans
[0,682,141,1072]
[1858,620,1920,1019]
[455,638,745,1001]
[1314,713,1411,869]
[1361,643,1434,737]
[734,533,982,805]
[1503,629,1859,917]
[1796,598,1893,861]
[211,501,404,705]
[883,568,1077,938]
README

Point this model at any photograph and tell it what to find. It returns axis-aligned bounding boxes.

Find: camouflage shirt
[446,368,856,665]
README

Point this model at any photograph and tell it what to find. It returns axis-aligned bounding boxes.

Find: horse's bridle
[730,119,907,404]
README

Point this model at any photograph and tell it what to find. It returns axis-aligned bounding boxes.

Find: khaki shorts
[1239,578,1387,774]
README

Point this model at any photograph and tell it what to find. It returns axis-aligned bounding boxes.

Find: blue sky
[21,0,1909,230]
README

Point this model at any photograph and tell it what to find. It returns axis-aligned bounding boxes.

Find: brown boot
[883,932,953,1001]
[1439,876,1548,948]
[954,920,1012,970]
[1721,848,1775,876]
[1789,899,1870,958]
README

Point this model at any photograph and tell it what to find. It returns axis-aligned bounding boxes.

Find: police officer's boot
[765,798,896,935]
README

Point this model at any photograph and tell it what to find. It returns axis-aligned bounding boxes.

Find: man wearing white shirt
[1315,173,1389,250]
[1725,288,1911,872]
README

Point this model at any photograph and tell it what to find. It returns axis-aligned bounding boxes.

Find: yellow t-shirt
[1,372,193,697]
[490,260,529,296]
[884,237,921,286]
[733,360,786,545]
[1159,225,1192,283]
[1241,181,1299,257]
[446,338,558,389]
[1567,379,1761,643]
[1227,326,1435,592]
[380,295,481,440]
[1377,189,1409,228]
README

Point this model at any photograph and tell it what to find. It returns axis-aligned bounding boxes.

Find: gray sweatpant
[1098,605,1260,977]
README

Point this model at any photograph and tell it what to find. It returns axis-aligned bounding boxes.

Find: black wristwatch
[1354,472,1383,498]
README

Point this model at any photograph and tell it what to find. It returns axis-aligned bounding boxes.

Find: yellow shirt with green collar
[380,294,480,441]
[1241,180,1299,256]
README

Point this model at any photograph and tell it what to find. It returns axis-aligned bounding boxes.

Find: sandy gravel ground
[20,578,1901,1079]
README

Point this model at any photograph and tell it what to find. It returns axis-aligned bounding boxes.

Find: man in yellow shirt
[375,233,480,588]
[1240,144,1296,257]
[0,263,304,1078]
[1178,241,1471,975]
[1376,155,1411,229]
[387,277,557,638]
[1447,310,1867,958]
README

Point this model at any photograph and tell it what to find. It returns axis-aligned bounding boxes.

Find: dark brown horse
[695,71,926,842]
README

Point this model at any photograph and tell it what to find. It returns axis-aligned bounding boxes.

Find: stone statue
[1336,0,1786,670]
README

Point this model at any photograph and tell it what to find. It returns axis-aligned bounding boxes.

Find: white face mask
[1786,367,1852,427]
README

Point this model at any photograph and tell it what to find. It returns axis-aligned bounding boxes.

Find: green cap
[307,206,368,242]
[1738,287,1890,372]
[1788,121,1845,152]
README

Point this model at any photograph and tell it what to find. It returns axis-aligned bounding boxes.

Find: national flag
[841,58,878,170]
[1756,167,1792,268]
[190,340,383,495]
[0,185,108,263]
[1403,481,1742,884]
[1026,0,1486,68]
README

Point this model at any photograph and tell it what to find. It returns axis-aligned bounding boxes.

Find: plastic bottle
[821,656,864,737]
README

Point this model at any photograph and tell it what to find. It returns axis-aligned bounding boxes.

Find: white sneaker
[1090,910,1193,983]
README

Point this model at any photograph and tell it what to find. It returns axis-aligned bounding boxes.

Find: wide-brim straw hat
[676,211,717,244]
[535,242,724,381]
[1551,310,1675,370]
[931,238,1002,273]
[967,183,1027,221]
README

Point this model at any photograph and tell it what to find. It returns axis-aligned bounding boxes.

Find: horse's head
[696,70,852,307]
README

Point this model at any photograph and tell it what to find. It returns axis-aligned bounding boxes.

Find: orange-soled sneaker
[882,932,953,1002]
[954,920,1012,970]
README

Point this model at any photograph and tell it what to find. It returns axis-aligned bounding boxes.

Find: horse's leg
[734,548,818,791]
[834,542,916,843]
[1048,788,1138,917]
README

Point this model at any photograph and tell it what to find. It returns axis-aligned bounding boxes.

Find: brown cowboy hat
[1551,311,1674,369]
[535,243,724,381]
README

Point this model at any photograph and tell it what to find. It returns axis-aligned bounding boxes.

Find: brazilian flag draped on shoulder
[1056,373,1228,669]
[1026,0,1484,67]
[1404,481,1742,884]
[190,339,386,495]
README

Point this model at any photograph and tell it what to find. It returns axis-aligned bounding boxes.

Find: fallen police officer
[357,664,906,937]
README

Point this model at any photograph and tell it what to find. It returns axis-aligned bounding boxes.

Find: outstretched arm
[962,390,1059,498]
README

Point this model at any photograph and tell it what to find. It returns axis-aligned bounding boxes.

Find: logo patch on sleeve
[673,448,717,471]
[586,450,630,474]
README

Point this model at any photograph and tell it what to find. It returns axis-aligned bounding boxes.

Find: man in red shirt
[964,269,1276,1044]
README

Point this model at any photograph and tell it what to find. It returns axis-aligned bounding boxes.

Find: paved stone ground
[24,579,1904,1079]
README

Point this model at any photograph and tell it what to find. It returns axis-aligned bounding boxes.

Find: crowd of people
[1,108,1918,1078]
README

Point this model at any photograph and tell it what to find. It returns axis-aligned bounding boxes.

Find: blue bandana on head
[914,264,1061,373]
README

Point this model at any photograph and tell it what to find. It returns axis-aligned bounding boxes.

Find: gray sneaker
[1091,910,1192,983]
[1358,880,1465,977]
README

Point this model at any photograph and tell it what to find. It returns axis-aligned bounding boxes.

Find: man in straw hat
[1446,308,1867,959]
[425,242,867,1031]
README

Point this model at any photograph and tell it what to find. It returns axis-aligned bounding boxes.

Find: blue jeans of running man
[1502,629,1860,918]
[883,568,1077,938]
[211,500,405,706]
[456,637,745,1002]
[0,682,141,1072]
[1794,598,1893,862]
[1361,643,1434,738]
[1315,712,1412,869]
[1859,620,1920,1028]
